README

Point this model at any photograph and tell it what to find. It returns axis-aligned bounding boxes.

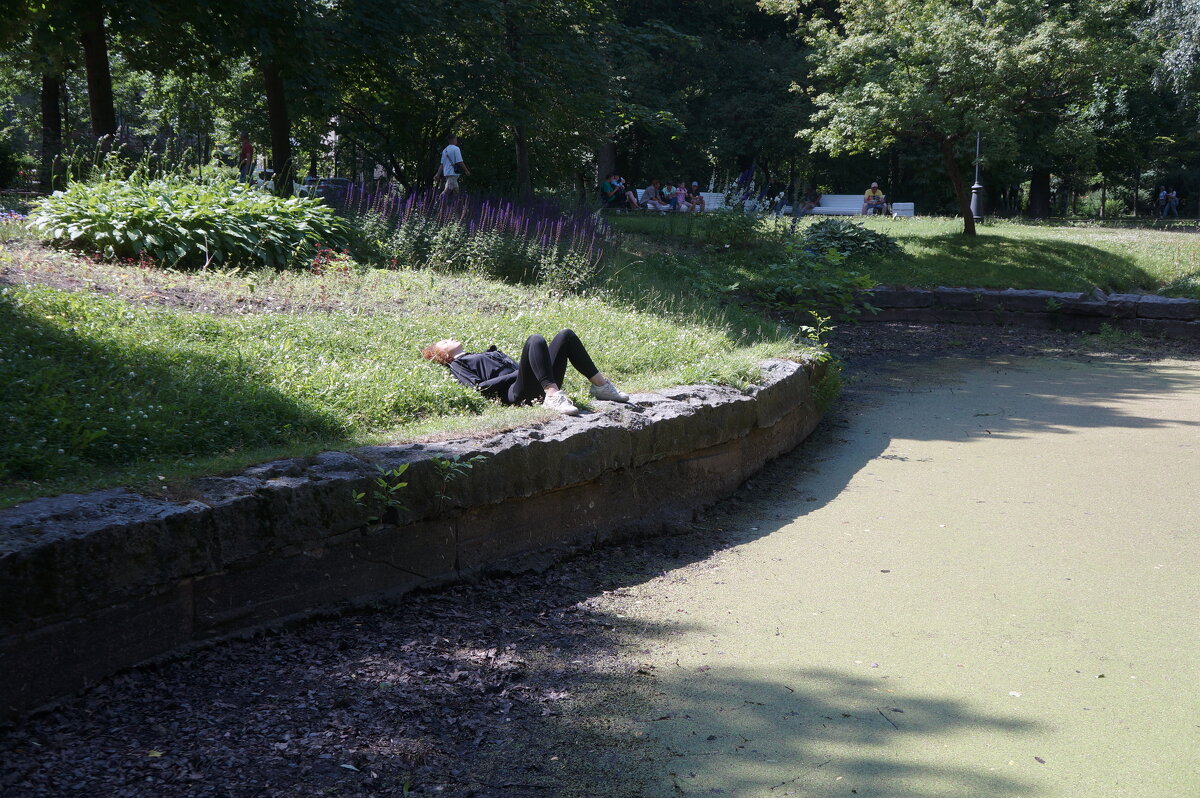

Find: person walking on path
[1166,187,1180,218]
[435,134,471,196]
[422,329,629,416]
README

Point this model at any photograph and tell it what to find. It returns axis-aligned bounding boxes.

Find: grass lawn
[0,240,811,507]
[610,214,1200,298]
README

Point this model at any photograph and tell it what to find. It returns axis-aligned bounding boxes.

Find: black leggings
[507,329,599,404]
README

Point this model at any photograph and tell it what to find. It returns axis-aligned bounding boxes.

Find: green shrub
[798,217,901,260]
[28,175,350,270]
[0,139,20,189]
[698,209,760,246]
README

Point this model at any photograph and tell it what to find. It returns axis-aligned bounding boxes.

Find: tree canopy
[1,0,1198,227]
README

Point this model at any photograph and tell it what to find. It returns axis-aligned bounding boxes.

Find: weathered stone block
[752,360,811,429]
[932,287,991,310]
[993,289,1085,313]
[1056,297,1112,317]
[1136,295,1200,320]
[0,582,193,716]
[1134,317,1200,339]
[861,288,935,308]
[192,520,454,634]
[1103,294,1141,318]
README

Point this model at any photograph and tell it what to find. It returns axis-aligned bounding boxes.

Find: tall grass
[343,186,610,293]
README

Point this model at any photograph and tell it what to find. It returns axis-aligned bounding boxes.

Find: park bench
[785,195,916,217]
[627,190,913,216]
[631,189,726,211]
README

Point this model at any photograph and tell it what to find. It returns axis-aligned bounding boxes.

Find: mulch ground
[2,321,1197,797]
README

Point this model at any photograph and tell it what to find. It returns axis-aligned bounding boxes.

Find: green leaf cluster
[27,176,349,269]
[798,218,901,260]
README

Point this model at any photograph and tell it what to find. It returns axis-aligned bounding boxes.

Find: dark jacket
[448,346,519,401]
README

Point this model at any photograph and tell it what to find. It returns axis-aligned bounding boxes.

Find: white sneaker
[544,392,580,416]
[589,380,630,403]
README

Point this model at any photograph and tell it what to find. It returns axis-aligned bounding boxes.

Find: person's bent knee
[526,333,547,348]
[558,328,578,341]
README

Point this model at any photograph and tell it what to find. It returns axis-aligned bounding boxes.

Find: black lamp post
[970,132,984,223]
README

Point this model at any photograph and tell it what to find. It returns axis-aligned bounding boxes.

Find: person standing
[238,133,254,182]
[435,133,470,196]
[1157,186,1168,217]
[1166,187,1180,218]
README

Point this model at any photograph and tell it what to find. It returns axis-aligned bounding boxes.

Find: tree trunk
[1131,169,1138,217]
[940,139,976,236]
[514,123,532,200]
[262,60,292,195]
[1099,179,1106,219]
[80,5,117,141]
[40,74,64,191]
[1028,168,1051,218]
[595,140,616,190]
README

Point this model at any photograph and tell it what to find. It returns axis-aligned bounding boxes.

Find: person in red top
[238,134,254,182]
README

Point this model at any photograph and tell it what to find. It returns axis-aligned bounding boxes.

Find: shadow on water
[3,351,1198,795]
[530,664,1042,797]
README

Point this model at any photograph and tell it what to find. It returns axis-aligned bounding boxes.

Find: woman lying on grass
[421,329,629,416]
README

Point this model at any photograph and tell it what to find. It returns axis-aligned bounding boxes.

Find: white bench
[632,189,726,211]
[627,190,913,216]
[787,194,915,217]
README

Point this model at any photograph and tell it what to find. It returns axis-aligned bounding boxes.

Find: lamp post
[970,131,984,223]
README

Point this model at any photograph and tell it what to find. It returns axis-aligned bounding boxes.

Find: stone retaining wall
[0,357,828,722]
[855,287,1200,339]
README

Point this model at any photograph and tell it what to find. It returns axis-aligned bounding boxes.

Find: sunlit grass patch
[0,263,809,505]
[852,216,1200,298]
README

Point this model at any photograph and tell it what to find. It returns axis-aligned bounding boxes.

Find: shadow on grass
[0,291,344,489]
[872,232,1162,294]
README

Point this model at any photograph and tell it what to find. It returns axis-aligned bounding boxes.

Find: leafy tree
[1149,0,1200,101]
[772,0,1128,234]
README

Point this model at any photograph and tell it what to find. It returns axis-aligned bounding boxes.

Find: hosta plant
[28,175,350,270]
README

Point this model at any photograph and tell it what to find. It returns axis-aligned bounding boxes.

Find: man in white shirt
[435,134,471,196]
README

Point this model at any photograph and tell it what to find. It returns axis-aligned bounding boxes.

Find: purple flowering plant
[337,184,611,293]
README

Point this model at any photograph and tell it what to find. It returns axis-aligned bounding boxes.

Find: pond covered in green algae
[547,356,1200,797]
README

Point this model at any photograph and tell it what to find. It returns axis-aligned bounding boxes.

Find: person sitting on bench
[642,179,669,211]
[599,173,623,208]
[862,182,890,215]
[794,185,821,217]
